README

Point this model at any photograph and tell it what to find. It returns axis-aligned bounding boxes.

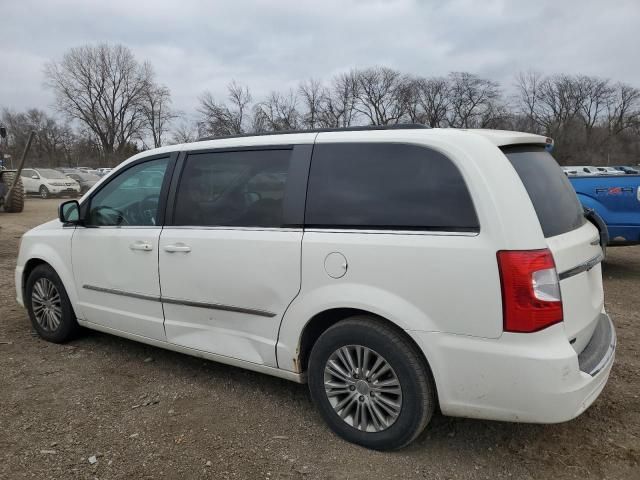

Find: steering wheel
[92,205,129,226]
[136,194,160,225]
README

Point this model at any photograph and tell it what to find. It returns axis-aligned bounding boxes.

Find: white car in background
[577,166,602,176]
[20,168,81,199]
[596,166,625,175]
[96,168,113,177]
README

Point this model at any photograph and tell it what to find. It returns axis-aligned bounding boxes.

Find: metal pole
[4,131,35,203]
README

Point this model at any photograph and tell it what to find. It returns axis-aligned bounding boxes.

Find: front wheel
[39,185,50,199]
[308,316,436,450]
[25,264,79,343]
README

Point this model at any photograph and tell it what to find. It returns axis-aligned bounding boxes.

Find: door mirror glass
[59,200,80,224]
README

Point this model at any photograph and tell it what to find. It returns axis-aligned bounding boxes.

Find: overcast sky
[1,0,638,119]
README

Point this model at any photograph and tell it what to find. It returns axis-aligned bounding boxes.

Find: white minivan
[15,126,615,450]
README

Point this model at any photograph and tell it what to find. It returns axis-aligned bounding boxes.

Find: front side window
[87,158,169,227]
[305,143,479,231]
[173,149,291,227]
[21,169,35,178]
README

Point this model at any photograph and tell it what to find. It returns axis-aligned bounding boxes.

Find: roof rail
[196,123,429,142]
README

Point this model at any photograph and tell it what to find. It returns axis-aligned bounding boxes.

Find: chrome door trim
[558,251,604,281]
[304,228,479,236]
[82,285,276,318]
[82,284,160,302]
[162,296,276,318]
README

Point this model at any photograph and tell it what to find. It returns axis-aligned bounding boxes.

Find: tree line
[1,43,639,168]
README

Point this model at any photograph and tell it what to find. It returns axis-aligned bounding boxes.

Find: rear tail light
[497,249,563,333]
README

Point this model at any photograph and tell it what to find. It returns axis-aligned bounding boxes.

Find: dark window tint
[173,149,291,227]
[502,146,585,238]
[305,143,479,231]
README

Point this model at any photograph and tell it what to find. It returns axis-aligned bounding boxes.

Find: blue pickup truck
[569,174,640,245]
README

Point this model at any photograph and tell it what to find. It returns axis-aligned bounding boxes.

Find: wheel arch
[21,253,80,316]
[293,308,436,388]
[22,258,49,298]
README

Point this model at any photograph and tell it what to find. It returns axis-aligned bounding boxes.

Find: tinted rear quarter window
[305,143,479,231]
[502,146,585,238]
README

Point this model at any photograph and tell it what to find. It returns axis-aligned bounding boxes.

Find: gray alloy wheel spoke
[368,400,388,430]
[338,347,357,376]
[323,345,402,433]
[373,395,401,416]
[325,360,351,383]
[31,278,62,332]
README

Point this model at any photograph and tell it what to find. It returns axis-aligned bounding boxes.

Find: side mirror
[32,175,39,179]
[59,200,81,224]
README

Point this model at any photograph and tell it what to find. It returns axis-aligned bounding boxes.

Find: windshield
[502,146,586,238]
[38,169,67,179]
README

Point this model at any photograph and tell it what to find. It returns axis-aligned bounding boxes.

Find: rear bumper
[410,314,616,424]
[578,313,616,376]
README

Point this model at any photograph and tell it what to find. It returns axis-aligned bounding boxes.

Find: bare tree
[253,90,300,131]
[514,71,543,133]
[1,108,74,167]
[447,72,501,128]
[605,82,640,136]
[142,84,176,148]
[575,75,613,138]
[354,67,408,125]
[171,119,200,144]
[198,81,252,136]
[298,78,325,129]
[318,71,360,128]
[416,77,451,127]
[44,44,153,160]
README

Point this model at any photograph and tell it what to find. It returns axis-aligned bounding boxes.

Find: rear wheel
[308,316,436,450]
[1,172,25,212]
[25,264,79,343]
[39,185,50,199]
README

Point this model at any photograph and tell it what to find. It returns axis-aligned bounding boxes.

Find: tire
[39,185,50,199]
[1,172,25,212]
[25,264,79,343]
[308,316,436,450]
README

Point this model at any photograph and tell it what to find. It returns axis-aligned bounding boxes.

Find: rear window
[502,146,585,238]
[305,143,479,231]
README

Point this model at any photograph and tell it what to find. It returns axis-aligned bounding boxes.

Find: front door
[20,169,38,193]
[72,156,173,341]
[159,147,305,367]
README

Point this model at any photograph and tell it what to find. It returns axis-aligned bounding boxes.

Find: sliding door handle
[129,241,153,251]
[163,243,192,253]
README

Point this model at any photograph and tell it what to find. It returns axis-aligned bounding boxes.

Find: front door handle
[129,241,153,251]
[163,243,192,253]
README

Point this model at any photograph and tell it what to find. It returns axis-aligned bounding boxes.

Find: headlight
[50,182,65,186]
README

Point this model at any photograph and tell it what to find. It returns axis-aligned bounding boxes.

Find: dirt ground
[0,198,638,480]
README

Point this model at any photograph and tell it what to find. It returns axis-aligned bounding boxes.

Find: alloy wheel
[324,345,403,432]
[31,278,62,331]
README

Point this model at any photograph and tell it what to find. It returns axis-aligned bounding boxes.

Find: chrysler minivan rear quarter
[15,126,615,450]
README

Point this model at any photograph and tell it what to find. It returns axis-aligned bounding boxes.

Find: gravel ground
[0,198,638,480]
